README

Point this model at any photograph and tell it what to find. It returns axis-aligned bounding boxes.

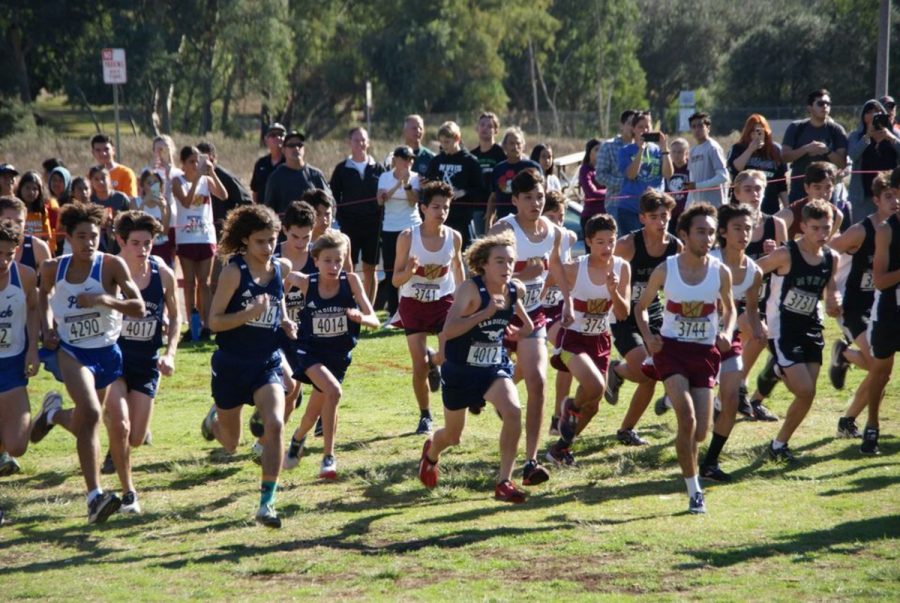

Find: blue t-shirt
[617,143,664,213]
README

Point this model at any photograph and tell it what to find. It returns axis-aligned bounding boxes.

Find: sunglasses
[284,142,304,148]
[815,100,832,107]
[885,103,897,110]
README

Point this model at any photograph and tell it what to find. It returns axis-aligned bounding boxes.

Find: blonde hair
[465,231,516,275]
[734,169,767,189]
[311,229,348,259]
[437,121,461,140]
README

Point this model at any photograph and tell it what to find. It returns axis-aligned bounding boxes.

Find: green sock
[260,480,277,507]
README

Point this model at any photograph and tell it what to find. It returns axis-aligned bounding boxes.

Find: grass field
[1,314,897,601]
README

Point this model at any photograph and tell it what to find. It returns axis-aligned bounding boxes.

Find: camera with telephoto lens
[872,112,892,130]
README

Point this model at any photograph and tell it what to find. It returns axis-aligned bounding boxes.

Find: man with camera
[782,89,848,202]
[848,99,900,221]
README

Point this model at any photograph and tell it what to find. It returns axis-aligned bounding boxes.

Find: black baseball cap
[393,145,415,160]
[879,95,896,109]
[0,163,19,176]
[283,130,306,146]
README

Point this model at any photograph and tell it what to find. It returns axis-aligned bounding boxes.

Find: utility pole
[875,0,890,97]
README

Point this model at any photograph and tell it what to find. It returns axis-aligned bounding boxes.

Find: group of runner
[0,160,897,526]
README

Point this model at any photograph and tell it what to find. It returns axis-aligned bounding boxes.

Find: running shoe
[120,491,142,515]
[314,416,324,437]
[559,397,580,442]
[256,503,282,529]
[756,355,781,397]
[0,452,21,477]
[700,464,732,483]
[545,442,576,467]
[200,404,217,441]
[616,428,648,446]
[837,417,862,439]
[494,480,526,504]
[30,391,62,443]
[738,382,749,410]
[319,454,337,480]
[418,439,438,489]
[767,441,796,463]
[737,395,754,419]
[283,436,306,470]
[860,427,880,455]
[688,491,707,514]
[249,410,264,438]
[751,401,778,422]
[548,416,560,436]
[604,360,622,405]
[522,459,550,486]
[250,441,263,465]
[100,450,115,475]
[88,491,121,524]
[0,508,5,526]
[654,395,670,416]
[829,338,851,390]
[415,415,433,435]
[143,430,153,446]
[425,348,442,393]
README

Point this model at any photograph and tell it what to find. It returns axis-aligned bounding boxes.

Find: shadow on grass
[21,470,70,490]
[677,514,900,568]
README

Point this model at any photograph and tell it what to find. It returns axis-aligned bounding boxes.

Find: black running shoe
[545,442,576,467]
[100,450,115,475]
[752,401,778,422]
[0,452,21,477]
[737,397,754,419]
[548,416,560,436]
[249,410,265,438]
[415,415,433,435]
[738,382,749,408]
[688,491,707,514]
[616,429,648,446]
[559,398,579,442]
[700,464,732,483]
[756,355,781,397]
[522,459,550,486]
[829,338,851,390]
[767,441,796,463]
[837,417,862,439]
[88,491,122,524]
[425,348,441,393]
[30,391,62,443]
[200,405,217,441]
[314,416,324,437]
[604,360,622,405]
[860,427,880,455]
[654,395,670,416]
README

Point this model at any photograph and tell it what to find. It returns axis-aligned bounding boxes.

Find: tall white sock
[684,475,701,497]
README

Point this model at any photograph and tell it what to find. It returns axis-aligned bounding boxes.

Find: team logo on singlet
[586,299,610,315]
[681,301,706,318]
[421,264,444,280]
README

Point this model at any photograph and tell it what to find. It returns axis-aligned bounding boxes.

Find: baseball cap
[283,130,306,146]
[879,95,896,109]
[0,163,19,176]
[266,122,286,136]
[393,145,415,160]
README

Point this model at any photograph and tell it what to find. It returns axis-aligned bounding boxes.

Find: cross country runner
[418,231,534,503]
[200,205,296,528]
[392,181,464,435]
[547,213,630,465]
[30,202,146,524]
[637,202,736,514]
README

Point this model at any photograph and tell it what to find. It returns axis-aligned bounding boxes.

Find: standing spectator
[17,171,56,244]
[879,95,900,136]
[727,114,788,214]
[197,140,252,238]
[173,145,227,341]
[484,126,542,228]
[578,138,607,228]
[684,112,729,208]
[665,138,691,234]
[531,143,562,192]
[149,135,183,256]
[595,109,637,224]
[398,115,435,176]
[91,133,138,197]
[330,126,387,302]
[847,99,900,221]
[470,112,506,236]
[425,121,486,249]
[70,176,90,203]
[41,157,66,185]
[47,166,71,251]
[250,123,286,204]
[0,163,19,196]
[377,146,422,317]
[617,111,673,234]
[781,89,848,201]
[88,166,130,252]
[131,169,174,266]
[264,131,330,215]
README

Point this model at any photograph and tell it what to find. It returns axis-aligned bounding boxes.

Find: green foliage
[0,95,36,137]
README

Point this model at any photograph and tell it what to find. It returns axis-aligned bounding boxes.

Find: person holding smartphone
[616,112,673,234]
[727,114,788,215]
[132,170,173,266]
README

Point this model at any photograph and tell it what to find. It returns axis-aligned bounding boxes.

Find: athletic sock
[288,437,303,455]
[87,488,103,505]
[684,475,701,498]
[420,409,432,420]
[771,439,786,450]
[703,432,728,466]
[260,481,277,507]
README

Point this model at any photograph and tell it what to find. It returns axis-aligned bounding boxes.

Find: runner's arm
[611,261,631,321]
[346,272,380,329]
[873,223,900,290]
[824,250,841,317]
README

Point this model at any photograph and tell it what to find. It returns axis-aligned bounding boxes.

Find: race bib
[121,318,158,341]
[582,314,609,335]
[632,283,646,302]
[285,291,305,322]
[759,281,768,301]
[674,316,711,341]
[523,283,543,308]
[466,342,501,367]
[782,288,818,315]
[543,287,563,307]
[312,313,348,337]
[247,304,279,328]
[860,271,874,292]
[65,312,102,344]
[412,283,439,303]
[0,321,13,349]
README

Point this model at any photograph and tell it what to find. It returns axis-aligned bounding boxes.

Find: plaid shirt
[595,135,625,201]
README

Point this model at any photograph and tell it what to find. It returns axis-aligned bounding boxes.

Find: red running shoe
[494,480,526,504]
[418,439,439,489]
